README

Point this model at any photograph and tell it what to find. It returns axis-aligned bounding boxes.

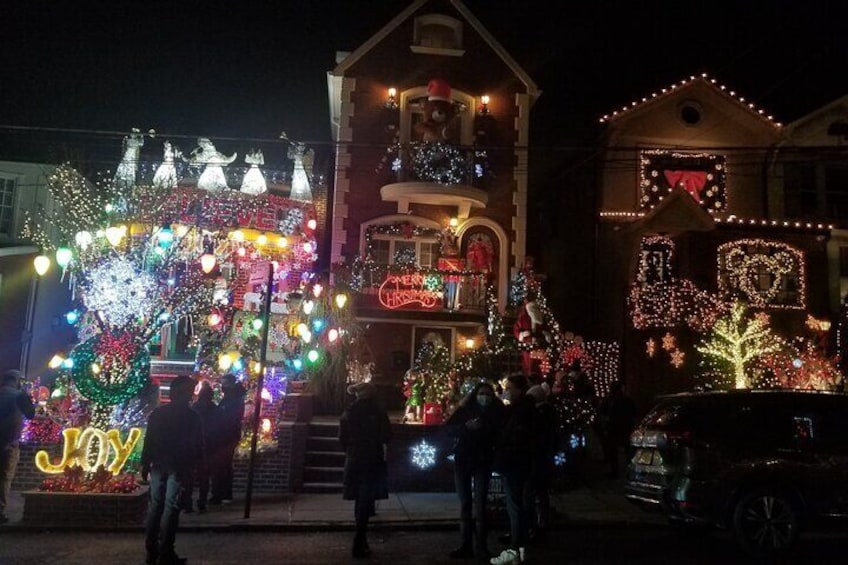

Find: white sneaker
[490,548,520,565]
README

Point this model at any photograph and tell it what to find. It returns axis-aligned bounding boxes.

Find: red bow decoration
[663,170,707,199]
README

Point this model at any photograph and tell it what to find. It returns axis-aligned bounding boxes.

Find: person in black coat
[446,381,505,560]
[185,381,221,513]
[491,374,535,565]
[598,380,637,478]
[0,369,35,525]
[339,381,391,559]
[141,375,204,565]
[525,384,557,541]
[210,373,245,504]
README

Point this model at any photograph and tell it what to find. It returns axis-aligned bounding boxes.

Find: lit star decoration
[410,440,437,469]
[85,258,157,327]
[717,239,805,310]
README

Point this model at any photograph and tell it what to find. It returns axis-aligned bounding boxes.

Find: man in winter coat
[141,375,204,565]
[0,369,35,525]
[339,382,391,559]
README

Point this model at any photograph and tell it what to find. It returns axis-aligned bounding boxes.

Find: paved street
[1,527,848,564]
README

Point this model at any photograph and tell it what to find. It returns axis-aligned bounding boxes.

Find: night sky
[1,1,846,163]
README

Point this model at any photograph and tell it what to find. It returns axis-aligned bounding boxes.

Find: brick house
[326,0,539,409]
[593,74,835,410]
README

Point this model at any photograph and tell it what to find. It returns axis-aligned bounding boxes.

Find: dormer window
[411,15,465,56]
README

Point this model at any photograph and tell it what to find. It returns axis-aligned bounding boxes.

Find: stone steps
[302,418,344,493]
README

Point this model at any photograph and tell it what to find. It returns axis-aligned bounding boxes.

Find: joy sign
[35,427,143,476]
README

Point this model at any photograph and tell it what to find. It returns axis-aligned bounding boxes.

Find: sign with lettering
[378,273,441,310]
[35,427,142,476]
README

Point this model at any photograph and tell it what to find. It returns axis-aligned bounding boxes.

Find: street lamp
[33,255,50,276]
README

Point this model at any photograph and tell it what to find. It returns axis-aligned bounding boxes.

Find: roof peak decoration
[599,73,782,128]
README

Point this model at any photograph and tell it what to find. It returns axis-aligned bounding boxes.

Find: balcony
[380,142,490,218]
[358,265,489,313]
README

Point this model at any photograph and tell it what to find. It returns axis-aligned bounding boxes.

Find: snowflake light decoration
[410,439,437,469]
[84,258,157,327]
[554,452,567,467]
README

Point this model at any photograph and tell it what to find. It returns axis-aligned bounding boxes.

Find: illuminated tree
[696,301,783,389]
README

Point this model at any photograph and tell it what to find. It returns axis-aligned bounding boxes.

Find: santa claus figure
[414,78,458,143]
[513,292,547,375]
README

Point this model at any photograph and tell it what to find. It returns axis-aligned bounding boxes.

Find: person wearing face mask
[446,381,505,561]
[491,374,535,565]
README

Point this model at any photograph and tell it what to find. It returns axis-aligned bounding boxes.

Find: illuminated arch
[456,217,510,312]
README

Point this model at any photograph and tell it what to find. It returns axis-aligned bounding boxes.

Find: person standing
[339,381,391,559]
[491,374,535,565]
[598,381,637,478]
[0,369,36,525]
[141,375,204,565]
[209,373,245,505]
[185,381,220,513]
[446,381,505,561]
[525,384,557,542]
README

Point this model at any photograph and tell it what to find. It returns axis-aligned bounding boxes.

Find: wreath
[410,142,466,185]
[70,332,150,405]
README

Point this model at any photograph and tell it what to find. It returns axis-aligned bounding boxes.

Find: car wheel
[732,489,800,556]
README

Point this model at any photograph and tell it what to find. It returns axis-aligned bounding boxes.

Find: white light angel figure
[152,141,182,190]
[185,137,237,191]
[113,128,144,190]
[288,142,313,202]
[240,149,267,195]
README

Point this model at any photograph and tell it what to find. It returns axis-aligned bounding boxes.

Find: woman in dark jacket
[446,381,505,560]
[339,381,391,559]
[491,374,535,565]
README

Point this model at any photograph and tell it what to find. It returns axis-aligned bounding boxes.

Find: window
[783,163,817,218]
[824,166,848,219]
[372,236,438,268]
[839,246,848,277]
[678,102,703,126]
[639,150,727,212]
[412,15,463,54]
[0,176,16,236]
[718,239,805,309]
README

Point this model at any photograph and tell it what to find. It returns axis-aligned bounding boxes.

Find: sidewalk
[1,473,665,532]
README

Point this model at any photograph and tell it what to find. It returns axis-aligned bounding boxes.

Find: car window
[811,400,848,451]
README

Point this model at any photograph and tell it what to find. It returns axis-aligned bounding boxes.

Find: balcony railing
[358,265,489,312]
[384,142,490,189]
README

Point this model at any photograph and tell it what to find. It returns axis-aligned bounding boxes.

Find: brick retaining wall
[21,488,149,527]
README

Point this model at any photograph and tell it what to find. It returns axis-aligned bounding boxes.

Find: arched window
[412,15,463,53]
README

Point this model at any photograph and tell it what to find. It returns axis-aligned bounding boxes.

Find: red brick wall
[335,1,527,264]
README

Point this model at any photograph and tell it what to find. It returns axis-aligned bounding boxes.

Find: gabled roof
[330,0,540,100]
[784,93,848,133]
[626,186,715,236]
[599,73,782,129]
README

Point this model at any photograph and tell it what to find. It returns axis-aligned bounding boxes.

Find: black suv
[625,390,848,556]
